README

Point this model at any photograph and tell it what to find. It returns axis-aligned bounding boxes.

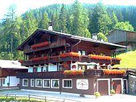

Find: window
[51,79,59,88]
[22,79,28,87]
[28,67,33,73]
[36,79,43,87]
[43,65,48,72]
[43,79,50,88]
[78,51,86,55]
[78,65,86,70]
[31,79,35,87]
[63,79,72,88]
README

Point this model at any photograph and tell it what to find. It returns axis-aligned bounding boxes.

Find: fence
[0,94,81,102]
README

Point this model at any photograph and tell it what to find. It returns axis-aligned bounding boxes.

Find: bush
[94,92,101,98]
[110,89,116,95]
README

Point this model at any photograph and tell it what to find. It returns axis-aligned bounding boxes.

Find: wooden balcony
[22,55,120,66]
[24,42,69,54]
[17,69,104,79]
[17,69,125,79]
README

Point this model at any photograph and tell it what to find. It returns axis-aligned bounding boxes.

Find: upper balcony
[17,69,126,79]
[24,40,68,54]
[20,52,121,66]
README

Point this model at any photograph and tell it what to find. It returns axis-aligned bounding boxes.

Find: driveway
[0,89,136,102]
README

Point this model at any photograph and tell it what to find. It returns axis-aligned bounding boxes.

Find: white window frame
[43,79,50,88]
[35,79,43,88]
[22,79,28,87]
[62,79,72,88]
[51,79,59,88]
[30,79,35,87]
[97,78,110,95]
[112,78,123,94]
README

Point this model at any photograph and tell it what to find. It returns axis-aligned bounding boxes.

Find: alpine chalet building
[17,29,127,95]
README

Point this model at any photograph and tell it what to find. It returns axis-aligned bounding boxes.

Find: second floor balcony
[21,52,121,66]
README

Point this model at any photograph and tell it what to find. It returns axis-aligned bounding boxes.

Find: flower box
[31,56,47,62]
[60,52,80,58]
[31,41,49,49]
[63,70,84,76]
[103,69,126,75]
[89,54,112,60]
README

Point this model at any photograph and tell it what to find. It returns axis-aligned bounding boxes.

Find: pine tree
[58,4,67,33]
[71,0,91,37]
[38,13,49,29]
[114,21,134,31]
[23,11,38,38]
[89,3,112,35]
[0,6,22,59]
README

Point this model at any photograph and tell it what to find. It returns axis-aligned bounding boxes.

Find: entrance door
[97,79,110,95]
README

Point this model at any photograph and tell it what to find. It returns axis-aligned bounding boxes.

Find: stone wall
[128,75,136,94]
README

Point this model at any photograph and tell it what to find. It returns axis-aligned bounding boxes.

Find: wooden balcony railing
[17,70,103,79]
[21,53,120,66]
[24,42,68,54]
[17,69,125,79]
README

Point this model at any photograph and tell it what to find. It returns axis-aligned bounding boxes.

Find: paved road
[0,89,136,102]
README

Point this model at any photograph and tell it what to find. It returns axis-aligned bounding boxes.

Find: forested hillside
[0,1,136,60]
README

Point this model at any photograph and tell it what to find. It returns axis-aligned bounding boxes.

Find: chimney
[48,21,53,31]
[92,33,98,40]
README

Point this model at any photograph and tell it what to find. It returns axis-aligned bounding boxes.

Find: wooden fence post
[15,94,16,100]
[45,96,46,102]
[28,94,30,101]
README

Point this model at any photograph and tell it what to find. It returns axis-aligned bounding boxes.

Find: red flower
[103,69,126,75]
[31,41,49,49]
[60,52,80,58]
[63,70,84,76]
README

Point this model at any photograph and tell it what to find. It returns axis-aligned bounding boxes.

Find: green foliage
[114,50,136,68]
[0,96,46,102]
[110,89,116,95]
[114,21,134,31]
[71,0,91,37]
[38,13,49,29]
[94,92,101,98]
[58,4,68,33]
[97,32,108,42]
[0,3,135,60]
[89,3,112,34]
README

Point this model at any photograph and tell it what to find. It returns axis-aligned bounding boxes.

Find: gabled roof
[0,60,28,69]
[108,29,136,36]
[18,29,126,50]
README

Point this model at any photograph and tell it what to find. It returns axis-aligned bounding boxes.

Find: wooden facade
[17,29,127,95]
[108,29,136,51]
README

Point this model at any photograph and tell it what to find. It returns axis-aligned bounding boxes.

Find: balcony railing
[17,69,125,79]
[24,41,68,54]
[21,53,120,66]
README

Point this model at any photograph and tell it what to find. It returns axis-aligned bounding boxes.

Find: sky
[0,0,136,20]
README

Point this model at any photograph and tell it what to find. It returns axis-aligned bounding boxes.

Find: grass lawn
[114,50,136,68]
[0,96,47,102]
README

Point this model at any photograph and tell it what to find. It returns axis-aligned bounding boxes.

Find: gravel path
[0,89,136,102]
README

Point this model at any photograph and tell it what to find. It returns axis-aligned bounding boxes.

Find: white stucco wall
[2,76,20,87]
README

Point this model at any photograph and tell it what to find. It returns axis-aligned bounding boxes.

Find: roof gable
[18,29,126,51]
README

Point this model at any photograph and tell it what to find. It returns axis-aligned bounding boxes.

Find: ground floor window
[22,79,28,87]
[51,79,59,88]
[63,79,72,88]
[30,79,35,87]
[36,79,43,87]
[43,79,50,88]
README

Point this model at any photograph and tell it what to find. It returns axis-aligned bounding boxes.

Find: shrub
[94,92,101,98]
[110,89,116,95]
